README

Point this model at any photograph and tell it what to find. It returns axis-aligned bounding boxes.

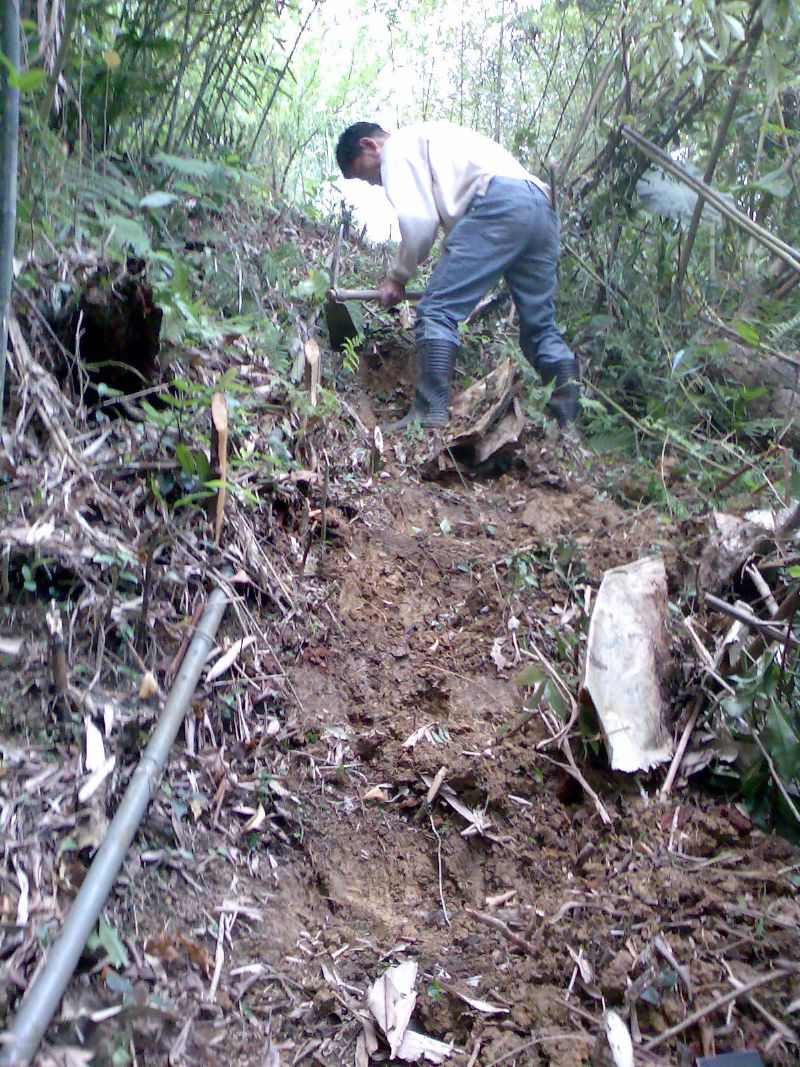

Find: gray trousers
[416,176,574,379]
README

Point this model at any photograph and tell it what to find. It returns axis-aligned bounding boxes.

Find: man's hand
[378,277,406,308]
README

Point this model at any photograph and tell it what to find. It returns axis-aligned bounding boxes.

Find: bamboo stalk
[248,0,322,159]
[37,0,79,122]
[620,125,800,274]
[673,17,763,293]
[561,52,618,177]
[625,123,800,265]
[0,0,21,425]
[0,578,231,1066]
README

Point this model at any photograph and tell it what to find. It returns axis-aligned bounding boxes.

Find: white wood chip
[15,861,29,925]
[605,1010,634,1067]
[103,702,115,737]
[78,755,116,803]
[84,715,106,772]
[206,635,257,681]
[241,804,266,833]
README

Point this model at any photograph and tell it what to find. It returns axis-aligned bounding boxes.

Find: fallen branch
[745,584,800,662]
[465,907,536,955]
[643,966,797,1051]
[659,694,703,799]
[705,593,799,649]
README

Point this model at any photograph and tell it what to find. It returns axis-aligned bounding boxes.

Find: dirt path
[3,374,799,1066]
[92,436,799,1064]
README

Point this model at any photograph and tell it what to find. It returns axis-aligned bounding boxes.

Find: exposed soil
[2,358,799,1067]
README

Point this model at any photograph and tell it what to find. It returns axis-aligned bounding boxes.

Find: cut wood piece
[0,636,24,657]
[697,503,800,596]
[209,391,228,547]
[581,556,674,773]
[422,358,524,474]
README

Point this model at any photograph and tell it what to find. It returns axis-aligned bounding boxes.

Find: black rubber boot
[544,359,580,427]
[388,340,458,431]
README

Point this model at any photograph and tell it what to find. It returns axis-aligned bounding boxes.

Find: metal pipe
[0,580,231,1066]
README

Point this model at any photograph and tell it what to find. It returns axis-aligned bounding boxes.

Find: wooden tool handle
[327,288,424,302]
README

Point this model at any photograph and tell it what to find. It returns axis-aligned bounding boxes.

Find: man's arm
[382,147,440,285]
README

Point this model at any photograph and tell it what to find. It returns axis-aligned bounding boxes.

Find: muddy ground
[2,349,799,1067]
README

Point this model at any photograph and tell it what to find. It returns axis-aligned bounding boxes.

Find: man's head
[336,122,389,185]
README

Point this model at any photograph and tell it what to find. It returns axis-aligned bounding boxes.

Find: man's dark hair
[336,122,387,176]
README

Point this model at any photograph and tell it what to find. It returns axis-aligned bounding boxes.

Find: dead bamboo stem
[643,966,796,1051]
[705,593,799,649]
[660,694,703,799]
[620,125,800,274]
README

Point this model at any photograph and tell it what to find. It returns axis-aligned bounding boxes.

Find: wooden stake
[304,338,321,407]
[46,606,68,693]
[209,392,228,547]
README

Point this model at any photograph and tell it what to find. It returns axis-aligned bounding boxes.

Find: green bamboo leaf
[0,55,46,91]
[151,151,221,180]
[14,67,46,91]
[721,12,745,40]
[765,702,800,782]
[731,320,760,345]
[105,215,151,254]
[175,443,195,476]
[139,191,179,209]
[751,169,793,198]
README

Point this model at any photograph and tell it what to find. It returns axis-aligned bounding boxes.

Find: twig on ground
[654,935,692,1002]
[430,812,450,927]
[466,1037,481,1067]
[660,694,703,799]
[538,747,612,825]
[722,962,799,1045]
[705,593,799,648]
[207,911,233,1002]
[483,1033,595,1067]
[465,907,536,955]
[516,650,612,821]
[682,618,736,694]
[643,966,797,1051]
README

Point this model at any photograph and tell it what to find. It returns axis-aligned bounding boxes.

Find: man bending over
[335,120,580,430]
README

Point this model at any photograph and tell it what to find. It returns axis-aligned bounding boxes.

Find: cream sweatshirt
[380,121,550,284]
